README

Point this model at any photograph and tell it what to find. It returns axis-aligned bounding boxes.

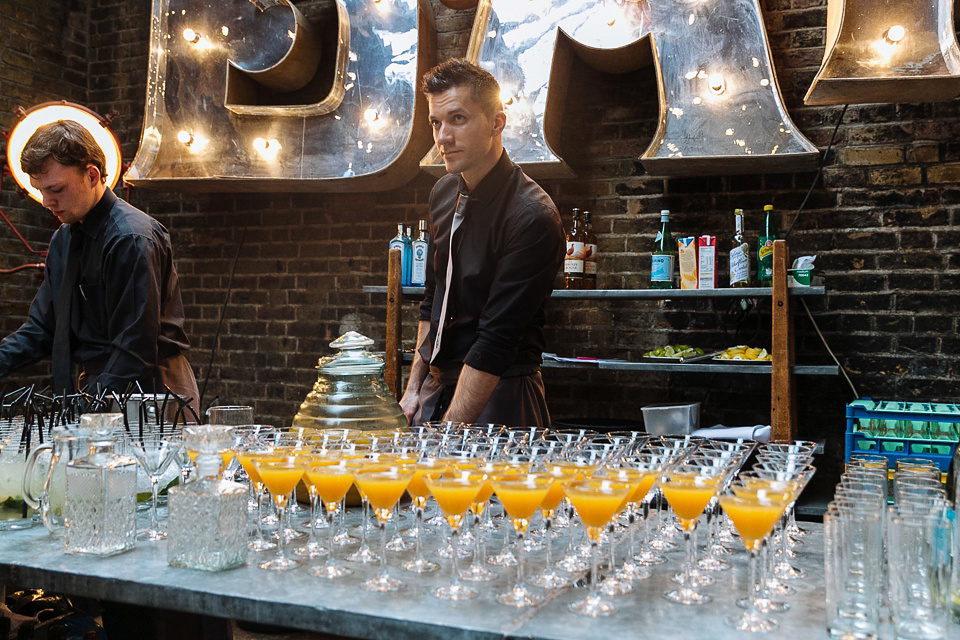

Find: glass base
[308,563,352,579]
[436,541,471,559]
[386,534,413,552]
[727,611,779,632]
[346,544,380,564]
[522,537,544,552]
[663,587,712,605]
[276,528,306,543]
[766,577,797,596]
[293,542,329,558]
[460,562,498,582]
[301,516,329,529]
[773,562,804,580]
[569,593,617,617]
[738,596,789,613]
[332,530,358,547]
[259,556,301,571]
[531,570,570,589]
[697,556,731,572]
[618,562,651,582]
[248,538,277,552]
[634,549,667,566]
[434,583,478,601]
[487,550,518,566]
[496,585,543,608]
[138,529,166,541]
[673,568,715,587]
[362,573,404,592]
[599,576,633,596]
[708,542,735,557]
[649,537,678,552]
[402,556,440,573]
[555,554,588,572]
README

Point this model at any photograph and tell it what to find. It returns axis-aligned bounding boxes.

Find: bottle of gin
[167,426,248,571]
[388,224,412,286]
[411,219,429,287]
[64,427,137,556]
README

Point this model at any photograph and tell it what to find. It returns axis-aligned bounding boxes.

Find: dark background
[1,0,958,489]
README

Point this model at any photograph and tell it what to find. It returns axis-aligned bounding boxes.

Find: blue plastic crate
[844,398,960,473]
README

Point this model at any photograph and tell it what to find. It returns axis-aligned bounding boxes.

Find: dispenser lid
[317,331,384,376]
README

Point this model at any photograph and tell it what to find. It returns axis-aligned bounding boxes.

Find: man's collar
[74,188,117,239]
[459,150,512,205]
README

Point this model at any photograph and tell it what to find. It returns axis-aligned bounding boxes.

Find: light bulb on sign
[182,28,200,44]
[177,130,194,145]
[708,73,726,95]
[177,129,208,154]
[253,137,281,161]
[884,25,906,44]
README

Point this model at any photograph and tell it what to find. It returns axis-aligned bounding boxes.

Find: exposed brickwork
[0,0,956,486]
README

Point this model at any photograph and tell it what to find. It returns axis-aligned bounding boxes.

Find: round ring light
[5,102,123,204]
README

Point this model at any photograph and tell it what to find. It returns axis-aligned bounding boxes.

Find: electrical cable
[801,298,859,398]
[198,227,247,410]
[784,103,848,240]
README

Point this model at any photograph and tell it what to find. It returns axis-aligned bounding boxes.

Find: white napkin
[692,424,771,443]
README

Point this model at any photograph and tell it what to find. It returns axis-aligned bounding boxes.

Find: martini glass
[294,453,330,559]
[305,457,355,579]
[462,461,517,582]
[491,472,554,608]
[353,467,414,591]
[129,438,182,541]
[564,478,632,616]
[531,462,579,589]
[253,457,305,570]
[424,471,487,600]
[237,448,277,552]
[604,462,657,588]
[659,463,724,605]
[719,487,792,632]
[402,455,448,573]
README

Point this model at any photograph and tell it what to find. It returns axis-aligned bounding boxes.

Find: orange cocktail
[563,479,632,617]
[305,458,355,579]
[353,468,414,592]
[490,473,554,608]
[424,472,487,600]
[660,472,722,530]
[253,458,306,571]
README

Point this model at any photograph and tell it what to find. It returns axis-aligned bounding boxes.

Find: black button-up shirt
[0,189,191,392]
[418,151,564,377]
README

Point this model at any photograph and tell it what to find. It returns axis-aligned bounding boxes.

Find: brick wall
[0,1,957,480]
[0,0,90,387]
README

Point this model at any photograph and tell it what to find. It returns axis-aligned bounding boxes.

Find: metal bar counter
[0,513,833,639]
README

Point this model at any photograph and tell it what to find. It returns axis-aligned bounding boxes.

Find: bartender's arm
[400,320,432,423]
[443,364,499,423]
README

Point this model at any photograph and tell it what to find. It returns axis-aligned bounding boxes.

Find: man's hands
[400,387,420,424]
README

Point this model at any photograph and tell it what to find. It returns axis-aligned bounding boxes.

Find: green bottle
[757,204,778,287]
[651,209,676,289]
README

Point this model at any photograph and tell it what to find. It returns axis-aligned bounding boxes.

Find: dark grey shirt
[0,189,191,392]
[418,150,564,378]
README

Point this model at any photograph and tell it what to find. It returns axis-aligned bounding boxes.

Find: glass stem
[747,548,760,616]
[683,529,694,588]
[450,527,461,589]
[589,538,600,601]
[779,513,789,564]
[254,484,266,543]
[543,516,553,568]
[360,500,370,547]
[326,503,338,567]
[414,505,425,563]
[150,475,160,533]
[515,528,525,588]
[275,500,287,561]
[472,510,482,563]
[308,491,319,549]
[759,540,770,599]
[640,500,650,554]
[378,517,388,579]
[608,523,617,578]
[627,508,636,560]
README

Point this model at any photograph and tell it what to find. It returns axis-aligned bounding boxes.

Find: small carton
[698,235,716,289]
[678,237,698,289]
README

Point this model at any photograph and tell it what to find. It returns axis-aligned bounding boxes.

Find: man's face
[427,85,505,188]
[28,159,101,225]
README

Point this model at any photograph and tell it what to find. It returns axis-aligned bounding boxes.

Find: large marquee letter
[804,0,960,105]
[127,0,437,192]
[423,0,817,178]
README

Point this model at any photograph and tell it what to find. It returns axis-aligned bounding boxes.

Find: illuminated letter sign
[804,0,960,105]
[423,0,817,178]
[127,0,437,192]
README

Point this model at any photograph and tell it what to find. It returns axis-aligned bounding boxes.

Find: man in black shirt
[400,59,564,427]
[0,120,198,409]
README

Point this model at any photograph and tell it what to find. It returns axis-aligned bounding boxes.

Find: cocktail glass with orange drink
[402,455,448,573]
[531,462,580,589]
[563,478,632,616]
[659,462,724,604]
[352,466,414,591]
[238,448,277,552]
[490,473,554,608]
[294,453,331,560]
[462,461,519,582]
[424,470,487,600]
[718,485,793,632]
[305,456,356,579]
[598,462,657,592]
[252,457,306,570]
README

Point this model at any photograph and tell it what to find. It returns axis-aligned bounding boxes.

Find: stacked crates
[845,398,960,476]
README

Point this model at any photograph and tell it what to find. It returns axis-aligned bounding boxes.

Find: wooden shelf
[363,286,826,299]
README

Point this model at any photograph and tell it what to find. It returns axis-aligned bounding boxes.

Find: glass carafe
[22,426,94,535]
[64,430,138,556]
[167,426,248,571]
[292,331,407,432]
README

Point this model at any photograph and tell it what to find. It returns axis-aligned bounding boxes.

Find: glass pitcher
[21,426,94,535]
[0,418,37,531]
[292,331,407,433]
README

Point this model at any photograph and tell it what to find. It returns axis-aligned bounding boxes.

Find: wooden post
[385,249,403,399]
[770,240,796,442]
